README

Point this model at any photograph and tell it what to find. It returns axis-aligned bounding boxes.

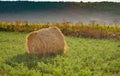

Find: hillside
[0,1,120,13]
[0,1,120,23]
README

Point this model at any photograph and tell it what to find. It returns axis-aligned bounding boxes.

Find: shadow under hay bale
[26,27,67,55]
[5,53,58,69]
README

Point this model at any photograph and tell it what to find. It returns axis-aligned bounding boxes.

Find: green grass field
[0,31,120,76]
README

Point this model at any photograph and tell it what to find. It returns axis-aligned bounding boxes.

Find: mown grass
[0,21,120,39]
[0,31,120,76]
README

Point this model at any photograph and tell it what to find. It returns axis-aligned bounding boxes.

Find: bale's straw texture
[26,27,67,55]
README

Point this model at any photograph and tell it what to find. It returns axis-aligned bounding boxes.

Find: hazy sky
[1,0,120,2]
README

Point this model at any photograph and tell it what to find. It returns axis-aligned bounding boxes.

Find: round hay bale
[26,27,67,55]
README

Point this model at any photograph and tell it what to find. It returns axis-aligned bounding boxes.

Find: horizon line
[0,0,120,2]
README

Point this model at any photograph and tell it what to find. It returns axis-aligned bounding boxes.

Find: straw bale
[26,27,67,55]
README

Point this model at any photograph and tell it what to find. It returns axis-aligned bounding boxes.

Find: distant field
[0,31,120,76]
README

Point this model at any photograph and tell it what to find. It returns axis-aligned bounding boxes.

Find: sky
[1,0,120,2]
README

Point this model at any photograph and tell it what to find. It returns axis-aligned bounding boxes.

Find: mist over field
[0,1,120,24]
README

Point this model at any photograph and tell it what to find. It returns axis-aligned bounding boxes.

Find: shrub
[0,21,120,39]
